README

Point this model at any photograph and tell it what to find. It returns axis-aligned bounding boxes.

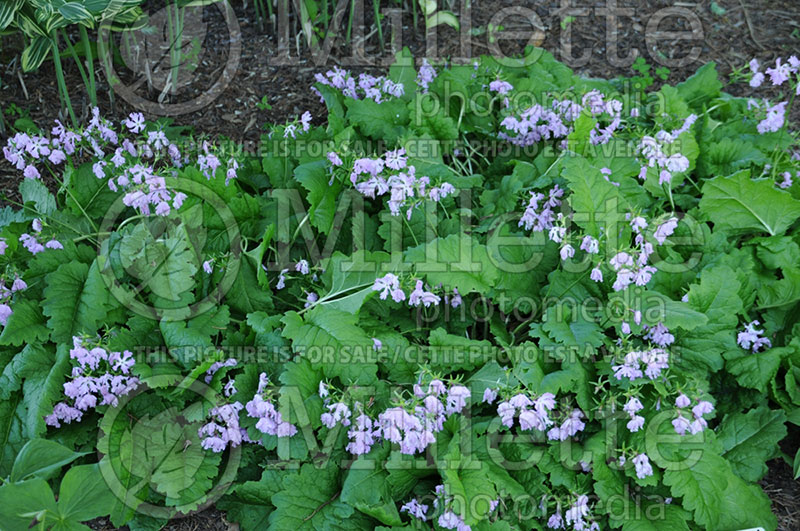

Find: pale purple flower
[438,511,466,530]
[672,414,691,435]
[446,385,471,415]
[590,267,603,282]
[276,268,288,290]
[632,453,653,479]
[372,337,382,351]
[757,101,787,134]
[560,244,575,261]
[653,217,678,244]
[580,235,599,254]
[408,280,440,308]
[627,415,645,432]
[428,379,446,396]
[327,151,343,166]
[372,273,401,300]
[400,498,428,520]
[304,291,319,308]
[449,287,462,308]
[489,79,513,95]
[737,320,771,352]
[692,401,714,418]
[384,148,407,170]
[123,112,145,133]
[482,388,498,404]
[0,304,12,326]
[547,512,564,529]
[766,58,792,86]
[300,111,312,131]
[675,394,691,408]
[10,277,27,292]
[295,259,310,275]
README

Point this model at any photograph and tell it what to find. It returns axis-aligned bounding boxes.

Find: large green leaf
[404,234,500,294]
[269,464,370,530]
[718,406,786,482]
[281,307,378,385]
[344,98,409,144]
[699,170,800,236]
[340,447,402,526]
[10,439,86,483]
[42,260,115,343]
[0,299,50,347]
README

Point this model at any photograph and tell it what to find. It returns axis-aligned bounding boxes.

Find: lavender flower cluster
[198,371,297,453]
[245,372,298,438]
[736,320,772,352]
[672,394,714,436]
[333,147,457,219]
[3,108,239,218]
[312,66,405,102]
[372,273,461,309]
[636,114,695,185]
[747,56,799,134]
[0,265,26,327]
[485,389,587,441]
[318,378,470,456]
[19,218,64,254]
[547,494,600,530]
[46,336,139,428]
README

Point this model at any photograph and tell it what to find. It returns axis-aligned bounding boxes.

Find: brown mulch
[2,0,800,529]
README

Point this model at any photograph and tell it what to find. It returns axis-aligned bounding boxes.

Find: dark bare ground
[2,0,799,528]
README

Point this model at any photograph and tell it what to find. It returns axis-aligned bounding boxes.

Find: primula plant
[1,47,800,530]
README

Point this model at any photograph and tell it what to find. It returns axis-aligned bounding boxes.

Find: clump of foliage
[1,48,799,531]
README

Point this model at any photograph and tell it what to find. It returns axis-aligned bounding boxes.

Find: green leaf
[0,0,22,31]
[726,346,788,393]
[340,447,402,526]
[427,328,495,371]
[697,137,767,178]
[674,265,742,372]
[20,177,57,215]
[294,160,343,234]
[699,169,800,236]
[717,469,778,531]
[57,2,94,23]
[281,308,378,385]
[540,303,604,349]
[438,431,497,526]
[42,260,115,343]
[560,155,625,235]
[718,406,786,482]
[0,299,50,347]
[129,407,221,511]
[319,250,390,314]
[57,464,115,522]
[20,343,70,437]
[675,62,722,111]
[0,478,57,530]
[269,464,367,530]
[608,287,708,331]
[21,36,51,72]
[404,234,499,294]
[662,452,728,529]
[10,439,86,483]
[345,98,409,145]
